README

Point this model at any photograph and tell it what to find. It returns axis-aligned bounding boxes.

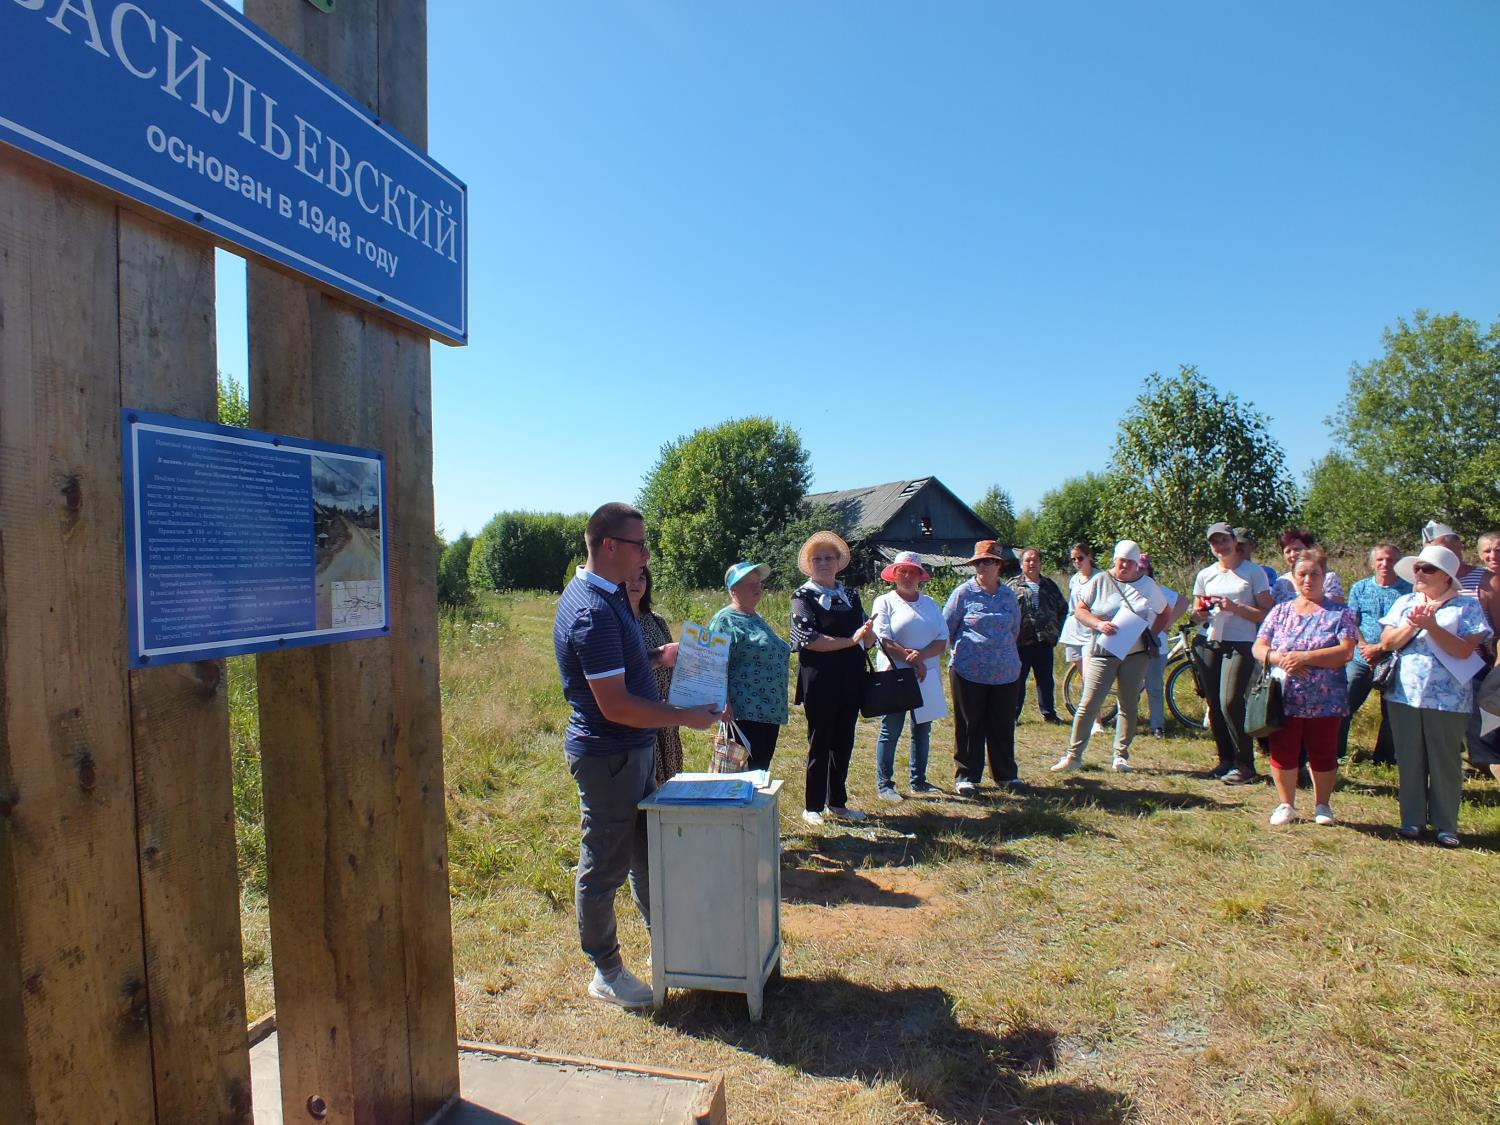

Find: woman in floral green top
[708,561,791,771]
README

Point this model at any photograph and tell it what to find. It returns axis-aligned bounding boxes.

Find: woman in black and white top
[790,531,874,827]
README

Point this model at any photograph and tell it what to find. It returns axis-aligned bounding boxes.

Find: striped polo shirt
[553,568,658,757]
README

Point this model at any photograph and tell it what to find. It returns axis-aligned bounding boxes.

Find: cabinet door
[659,818,747,977]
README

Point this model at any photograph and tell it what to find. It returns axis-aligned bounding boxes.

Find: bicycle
[1062,627,1210,733]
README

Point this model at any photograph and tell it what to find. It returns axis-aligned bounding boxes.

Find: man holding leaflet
[1052,540,1173,774]
[553,502,720,1008]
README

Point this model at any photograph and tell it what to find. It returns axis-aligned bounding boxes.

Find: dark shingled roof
[804,478,940,534]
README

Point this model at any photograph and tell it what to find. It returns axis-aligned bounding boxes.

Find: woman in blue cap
[708,560,792,772]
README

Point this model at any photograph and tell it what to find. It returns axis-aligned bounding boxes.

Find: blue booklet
[652,778,755,805]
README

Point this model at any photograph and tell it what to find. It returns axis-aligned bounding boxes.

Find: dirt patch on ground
[782,864,952,942]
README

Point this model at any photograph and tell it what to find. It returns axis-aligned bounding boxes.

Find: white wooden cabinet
[638,780,782,1021]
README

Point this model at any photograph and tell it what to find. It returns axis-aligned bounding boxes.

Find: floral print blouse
[1255,601,1358,718]
[706,606,791,725]
[1379,593,1493,713]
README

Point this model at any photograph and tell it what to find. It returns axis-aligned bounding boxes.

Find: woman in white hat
[790,532,875,826]
[870,552,949,800]
[707,560,790,772]
[1379,544,1493,847]
[1052,540,1173,774]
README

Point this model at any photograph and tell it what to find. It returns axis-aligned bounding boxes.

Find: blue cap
[724,561,771,589]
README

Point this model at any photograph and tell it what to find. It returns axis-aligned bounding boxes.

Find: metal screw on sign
[306,1094,328,1120]
[304,0,335,11]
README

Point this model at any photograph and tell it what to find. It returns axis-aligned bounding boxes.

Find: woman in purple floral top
[1252,548,1358,828]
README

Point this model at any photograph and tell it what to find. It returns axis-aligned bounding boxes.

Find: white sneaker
[876,787,904,804]
[800,809,824,826]
[1268,803,1298,826]
[826,806,866,821]
[1313,803,1336,826]
[1111,755,1132,773]
[588,966,653,1009]
[954,779,977,796]
[1050,753,1083,772]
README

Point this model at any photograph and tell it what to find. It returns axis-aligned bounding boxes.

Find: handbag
[709,719,751,773]
[1370,651,1398,693]
[1244,657,1284,739]
[860,649,923,719]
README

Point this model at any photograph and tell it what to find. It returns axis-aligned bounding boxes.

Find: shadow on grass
[1032,775,1232,818]
[1339,817,1500,851]
[660,977,1132,1124]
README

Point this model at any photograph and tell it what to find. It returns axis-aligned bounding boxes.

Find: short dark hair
[1279,527,1316,549]
[585,502,644,556]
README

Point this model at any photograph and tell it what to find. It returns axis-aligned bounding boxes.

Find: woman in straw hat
[941,540,1024,795]
[790,531,875,826]
[1379,543,1493,847]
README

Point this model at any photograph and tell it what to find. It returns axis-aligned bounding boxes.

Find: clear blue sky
[216,1,1500,539]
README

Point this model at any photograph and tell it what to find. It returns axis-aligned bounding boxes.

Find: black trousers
[735,719,782,773]
[1198,638,1257,772]
[803,696,859,812]
[1015,641,1059,720]
[950,669,1020,784]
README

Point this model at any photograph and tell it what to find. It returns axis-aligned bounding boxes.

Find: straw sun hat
[797,531,851,577]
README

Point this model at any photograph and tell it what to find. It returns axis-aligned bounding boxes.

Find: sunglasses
[1411,563,1441,575]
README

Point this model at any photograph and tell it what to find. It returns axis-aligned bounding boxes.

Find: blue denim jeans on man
[875,709,931,790]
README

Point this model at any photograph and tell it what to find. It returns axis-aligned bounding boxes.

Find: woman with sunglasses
[1379,544,1493,847]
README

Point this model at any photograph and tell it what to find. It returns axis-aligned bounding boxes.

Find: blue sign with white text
[2,0,467,344]
[123,411,390,666]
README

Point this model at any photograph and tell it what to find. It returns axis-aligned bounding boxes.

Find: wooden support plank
[244,2,455,1122]
[119,211,255,1124]
[0,160,156,1123]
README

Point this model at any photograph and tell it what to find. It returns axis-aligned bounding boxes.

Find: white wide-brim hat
[1395,544,1460,585]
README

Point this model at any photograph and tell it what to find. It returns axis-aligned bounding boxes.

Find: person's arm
[1406,603,1484,660]
[1073,578,1118,635]
[1151,604,1175,635]
[587,673,719,730]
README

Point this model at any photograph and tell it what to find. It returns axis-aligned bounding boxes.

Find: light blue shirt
[1380,593,1492,713]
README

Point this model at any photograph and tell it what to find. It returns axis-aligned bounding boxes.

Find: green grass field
[234,590,1500,1124]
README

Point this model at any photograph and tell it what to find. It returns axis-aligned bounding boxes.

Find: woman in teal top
[708,560,792,771]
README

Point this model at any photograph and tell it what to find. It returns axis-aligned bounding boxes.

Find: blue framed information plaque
[123,410,390,667]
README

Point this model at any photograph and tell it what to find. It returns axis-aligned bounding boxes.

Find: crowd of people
[551,502,1499,1008]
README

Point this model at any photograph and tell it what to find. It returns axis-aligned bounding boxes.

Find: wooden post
[0,163,156,1124]
[244,2,458,1123]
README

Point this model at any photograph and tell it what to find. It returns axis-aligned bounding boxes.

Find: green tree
[437,532,476,608]
[468,511,586,593]
[740,502,852,591]
[218,371,249,428]
[638,417,811,590]
[972,485,1017,544]
[1327,310,1500,535]
[1030,472,1116,568]
[1299,454,1423,553]
[1106,366,1295,564]
[1013,507,1038,551]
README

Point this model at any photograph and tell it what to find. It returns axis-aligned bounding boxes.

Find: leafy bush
[437,532,476,608]
[468,511,587,593]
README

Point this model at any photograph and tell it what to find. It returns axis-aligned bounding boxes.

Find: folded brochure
[653,770,769,804]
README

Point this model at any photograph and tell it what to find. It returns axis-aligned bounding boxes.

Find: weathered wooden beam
[244,1,457,1122]
[0,160,156,1123]
[119,211,255,1124]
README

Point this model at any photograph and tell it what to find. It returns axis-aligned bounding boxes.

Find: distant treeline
[439,511,587,606]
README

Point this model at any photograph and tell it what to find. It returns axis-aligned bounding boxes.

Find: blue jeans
[1341,659,1394,763]
[875,710,932,789]
[1144,650,1168,730]
[566,747,656,974]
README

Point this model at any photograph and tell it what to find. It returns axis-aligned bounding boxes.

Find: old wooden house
[804,477,998,576]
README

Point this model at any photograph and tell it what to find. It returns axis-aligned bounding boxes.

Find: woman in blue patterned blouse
[708,560,791,773]
[1379,544,1494,847]
[941,541,1023,795]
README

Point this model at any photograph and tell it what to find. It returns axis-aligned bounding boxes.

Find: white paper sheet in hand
[1098,605,1148,659]
[1428,643,1485,690]
[666,621,730,709]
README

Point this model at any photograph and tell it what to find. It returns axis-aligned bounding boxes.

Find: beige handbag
[709,719,751,773]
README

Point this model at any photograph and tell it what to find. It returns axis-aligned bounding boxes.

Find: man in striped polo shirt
[553,502,719,1008]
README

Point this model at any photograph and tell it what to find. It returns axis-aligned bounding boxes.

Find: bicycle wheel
[1062,661,1118,723]
[1166,659,1208,731]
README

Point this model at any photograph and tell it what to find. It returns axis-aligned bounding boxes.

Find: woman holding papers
[1378,544,1493,847]
[1051,540,1172,775]
[1251,548,1358,827]
[871,551,949,801]
[626,567,684,783]
[708,560,791,773]
[790,532,875,826]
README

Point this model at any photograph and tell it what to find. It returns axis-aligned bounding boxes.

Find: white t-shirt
[1058,569,1094,646]
[872,590,950,724]
[1153,586,1187,652]
[1075,571,1170,656]
[1193,560,1271,643]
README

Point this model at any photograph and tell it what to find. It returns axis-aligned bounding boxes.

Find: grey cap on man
[1205,522,1234,540]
